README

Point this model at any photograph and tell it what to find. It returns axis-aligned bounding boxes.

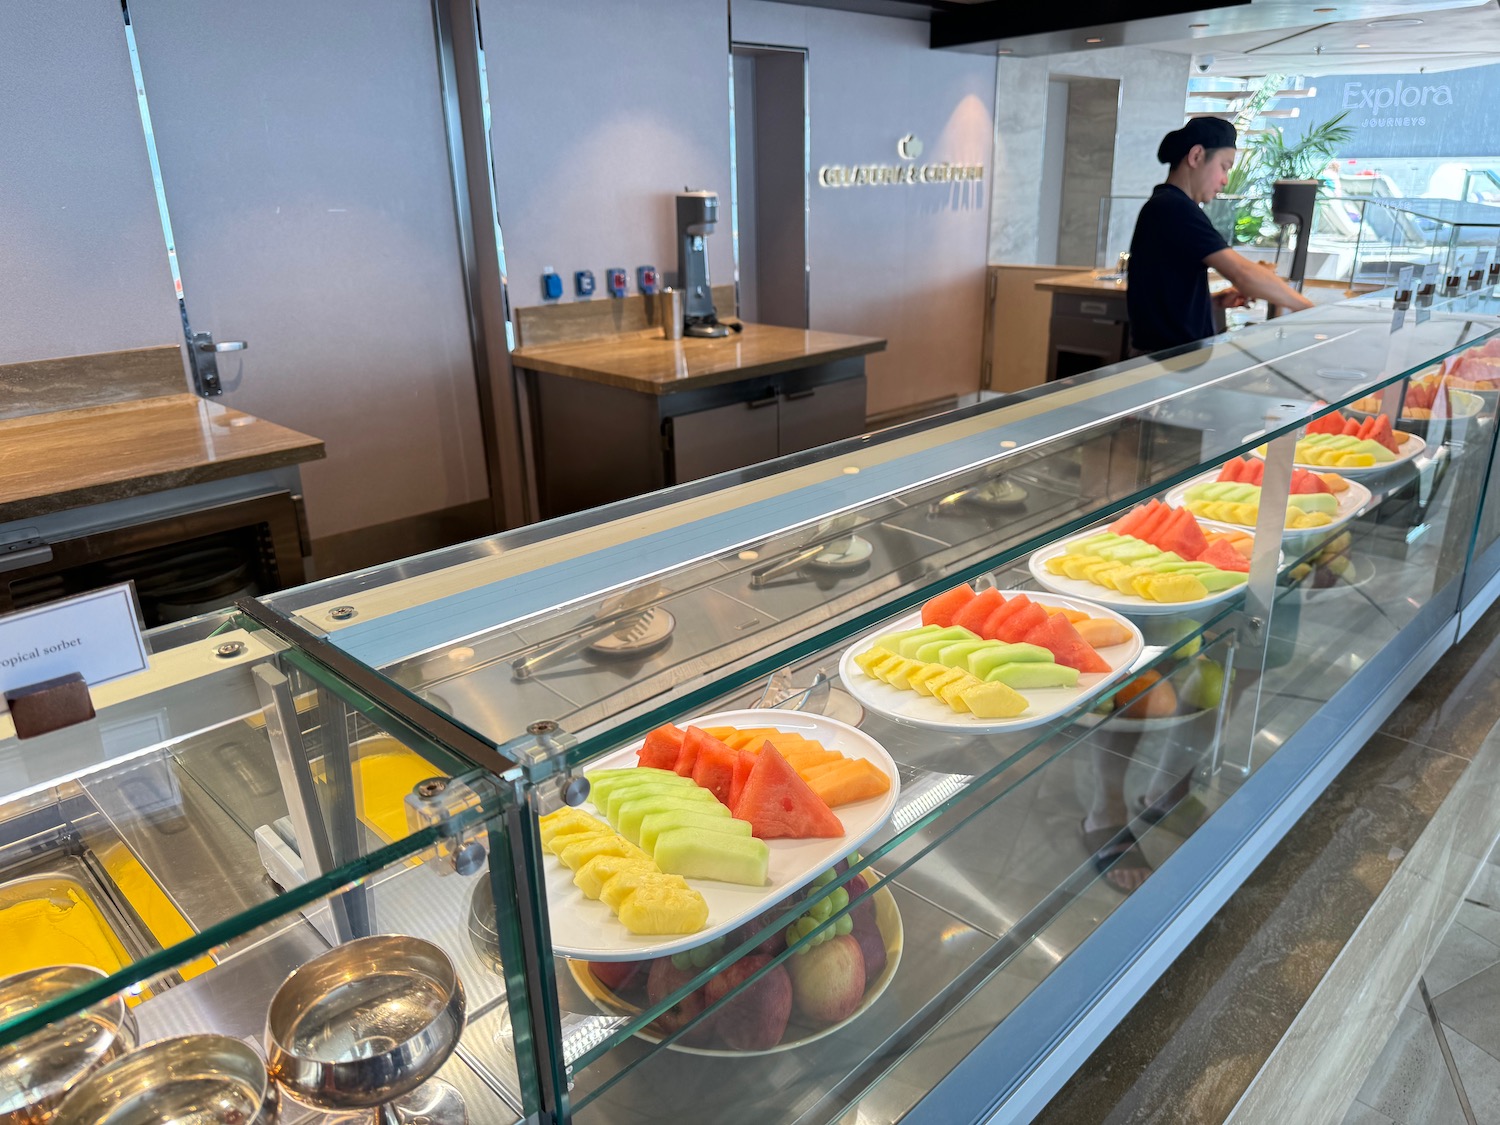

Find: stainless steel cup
[659,288,684,340]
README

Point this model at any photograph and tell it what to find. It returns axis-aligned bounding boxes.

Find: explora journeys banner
[1277,63,1500,158]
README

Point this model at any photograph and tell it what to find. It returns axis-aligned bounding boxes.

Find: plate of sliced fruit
[1028,502,1258,616]
[838,588,1143,733]
[1166,457,1371,542]
[567,868,903,1056]
[1253,409,1425,476]
[541,711,899,961]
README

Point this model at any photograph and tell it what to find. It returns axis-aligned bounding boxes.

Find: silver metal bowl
[0,964,138,1124]
[265,934,466,1124]
[51,1033,277,1125]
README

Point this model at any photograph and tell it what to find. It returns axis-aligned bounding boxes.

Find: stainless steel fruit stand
[6,285,1500,1125]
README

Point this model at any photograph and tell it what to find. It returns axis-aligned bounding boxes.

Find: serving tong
[748,516,859,588]
[510,584,665,681]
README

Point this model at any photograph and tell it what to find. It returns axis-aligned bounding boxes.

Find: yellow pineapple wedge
[960,681,1028,718]
[616,882,710,935]
[599,869,691,911]
[573,854,659,900]
[538,808,600,847]
[558,834,647,871]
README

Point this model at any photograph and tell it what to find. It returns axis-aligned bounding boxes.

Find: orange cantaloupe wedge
[807,759,891,807]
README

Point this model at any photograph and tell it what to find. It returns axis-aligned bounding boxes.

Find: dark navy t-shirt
[1126,183,1229,353]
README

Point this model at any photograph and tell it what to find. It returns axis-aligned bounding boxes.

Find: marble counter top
[511,322,886,395]
[0,394,324,521]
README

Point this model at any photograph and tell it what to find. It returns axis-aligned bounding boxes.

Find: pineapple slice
[1109,566,1151,594]
[937,672,983,712]
[1044,554,1075,576]
[574,854,659,899]
[558,834,647,871]
[1060,555,1099,581]
[538,808,600,845]
[616,882,710,935]
[884,658,922,690]
[543,823,611,856]
[599,869,691,911]
[867,650,906,680]
[852,647,893,676]
[1143,574,1209,603]
[960,681,1028,718]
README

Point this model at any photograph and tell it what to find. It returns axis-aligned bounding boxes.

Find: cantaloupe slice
[807,759,892,808]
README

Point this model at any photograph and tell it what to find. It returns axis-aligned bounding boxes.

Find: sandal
[1079,819,1153,889]
[1136,775,1193,826]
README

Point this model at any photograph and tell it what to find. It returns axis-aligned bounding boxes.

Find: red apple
[646,958,712,1043]
[786,934,866,1026]
[703,954,792,1051]
[589,960,645,994]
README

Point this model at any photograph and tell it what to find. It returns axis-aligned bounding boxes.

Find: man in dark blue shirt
[1127,118,1312,354]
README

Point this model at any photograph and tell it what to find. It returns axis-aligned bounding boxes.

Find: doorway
[1050,76,1120,268]
[730,45,809,328]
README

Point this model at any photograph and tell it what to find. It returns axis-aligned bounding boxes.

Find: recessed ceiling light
[1356,42,1371,48]
[1368,17,1423,27]
[998,47,1013,54]
[1313,6,1336,11]
[1189,22,1209,28]
[1086,37,1103,43]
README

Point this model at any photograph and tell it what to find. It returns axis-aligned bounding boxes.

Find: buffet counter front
[6,288,1500,1125]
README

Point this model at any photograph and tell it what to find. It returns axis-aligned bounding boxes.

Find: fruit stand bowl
[567,883,903,1056]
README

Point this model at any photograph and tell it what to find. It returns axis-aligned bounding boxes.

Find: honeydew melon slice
[638,810,752,854]
[1195,570,1248,591]
[588,772,696,811]
[653,827,770,886]
[966,643,1054,678]
[602,781,715,823]
[615,794,728,841]
[873,624,942,651]
[1288,492,1338,514]
[902,627,977,658]
[937,640,996,668]
[984,662,1081,689]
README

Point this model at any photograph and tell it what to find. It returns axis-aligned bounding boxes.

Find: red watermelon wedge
[727,750,757,810]
[734,742,844,839]
[923,585,976,627]
[692,738,739,806]
[1156,509,1207,562]
[998,602,1048,644]
[676,726,731,778]
[1199,539,1250,573]
[638,724,686,770]
[1034,613,1111,673]
[952,588,1004,635]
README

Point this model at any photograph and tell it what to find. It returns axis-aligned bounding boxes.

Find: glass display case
[6,291,1500,1125]
[1346,197,1500,291]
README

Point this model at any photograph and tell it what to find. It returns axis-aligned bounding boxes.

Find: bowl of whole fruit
[1282,532,1371,599]
[567,859,902,1055]
[1073,618,1230,734]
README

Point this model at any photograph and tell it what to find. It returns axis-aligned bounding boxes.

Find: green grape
[797,916,819,940]
[808,897,833,923]
[689,944,712,968]
[834,915,854,936]
[829,887,849,913]
[672,952,693,971]
[845,851,862,867]
[784,922,802,949]
[812,869,836,887]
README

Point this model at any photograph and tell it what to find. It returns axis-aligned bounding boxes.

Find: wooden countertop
[511,322,886,395]
[1034,271,1130,297]
[0,394,324,521]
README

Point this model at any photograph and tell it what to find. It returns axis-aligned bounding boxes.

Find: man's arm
[1206,248,1314,312]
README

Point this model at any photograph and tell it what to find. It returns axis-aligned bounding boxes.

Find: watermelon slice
[1133,504,1174,545]
[1306,412,1345,435]
[1199,539,1250,573]
[952,588,1004,635]
[733,742,844,839]
[638,724,686,770]
[1033,613,1111,674]
[1156,509,1207,562]
[1217,459,1246,483]
[676,726,729,778]
[727,750,756,809]
[998,602,1048,644]
[1110,501,1152,537]
[922,585,976,627]
[1289,468,1331,495]
[692,738,740,805]
[1370,414,1401,454]
[983,593,1032,638]
[1341,418,1362,437]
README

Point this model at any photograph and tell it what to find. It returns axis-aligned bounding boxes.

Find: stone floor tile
[1433,961,1500,1065]
[1445,1024,1500,1123]
[1456,900,1500,949]
[1424,918,1500,998]
[1356,1005,1467,1125]
[1337,1099,1399,1125]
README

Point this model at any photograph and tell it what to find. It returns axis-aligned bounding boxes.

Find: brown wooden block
[5,673,95,739]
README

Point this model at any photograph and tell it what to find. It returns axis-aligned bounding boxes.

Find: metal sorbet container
[265,934,468,1125]
[0,965,138,1124]
[52,1034,277,1125]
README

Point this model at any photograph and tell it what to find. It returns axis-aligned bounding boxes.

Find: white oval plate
[1253,429,1426,477]
[1028,528,1261,617]
[837,593,1143,733]
[566,883,903,1056]
[550,710,899,962]
[1165,471,1372,542]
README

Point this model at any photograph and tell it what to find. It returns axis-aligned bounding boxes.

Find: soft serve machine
[676,189,737,337]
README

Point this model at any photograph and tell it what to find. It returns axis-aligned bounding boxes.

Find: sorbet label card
[0,583,149,698]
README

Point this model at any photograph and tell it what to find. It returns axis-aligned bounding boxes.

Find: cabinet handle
[1079,301,1109,316]
[784,389,817,400]
[747,394,778,409]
